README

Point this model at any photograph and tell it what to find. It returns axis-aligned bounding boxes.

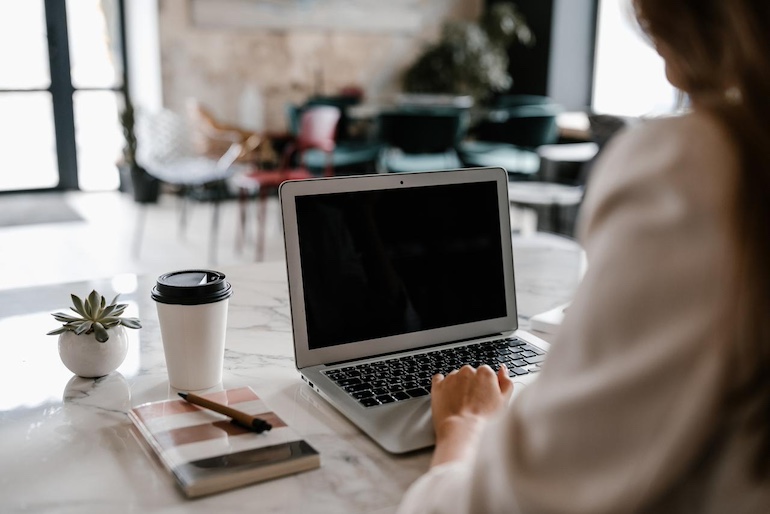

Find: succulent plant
[47,290,142,342]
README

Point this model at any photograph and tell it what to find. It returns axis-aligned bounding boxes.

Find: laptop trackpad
[355,396,434,454]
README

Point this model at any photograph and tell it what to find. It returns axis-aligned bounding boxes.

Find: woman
[397,1,770,512]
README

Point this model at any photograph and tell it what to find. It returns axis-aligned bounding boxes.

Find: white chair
[133,108,257,263]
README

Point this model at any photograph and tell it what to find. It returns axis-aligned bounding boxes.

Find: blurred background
[0,0,679,289]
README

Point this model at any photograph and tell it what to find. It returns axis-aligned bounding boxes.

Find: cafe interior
[0,1,694,510]
[0,0,679,290]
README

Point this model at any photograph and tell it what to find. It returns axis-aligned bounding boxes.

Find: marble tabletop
[0,233,584,514]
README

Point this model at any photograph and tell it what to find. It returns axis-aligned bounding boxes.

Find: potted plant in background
[118,91,160,203]
[47,290,142,378]
[402,2,534,105]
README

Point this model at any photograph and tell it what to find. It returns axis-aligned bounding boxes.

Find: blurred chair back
[136,109,249,182]
[290,94,359,141]
[296,105,339,152]
[375,108,468,172]
[134,108,256,264]
[136,109,192,171]
[377,108,467,154]
[290,103,382,176]
[288,105,340,176]
[477,103,562,148]
[459,97,562,180]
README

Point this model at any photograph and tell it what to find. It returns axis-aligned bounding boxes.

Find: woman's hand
[429,364,514,467]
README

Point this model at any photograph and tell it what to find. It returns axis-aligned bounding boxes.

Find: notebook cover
[128,386,320,498]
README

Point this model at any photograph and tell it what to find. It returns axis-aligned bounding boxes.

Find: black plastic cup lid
[151,270,232,305]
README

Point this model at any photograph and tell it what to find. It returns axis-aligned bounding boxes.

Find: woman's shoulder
[579,111,738,242]
[597,111,736,181]
[636,110,732,147]
[586,111,737,202]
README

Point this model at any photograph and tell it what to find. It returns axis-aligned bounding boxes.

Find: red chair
[234,105,341,260]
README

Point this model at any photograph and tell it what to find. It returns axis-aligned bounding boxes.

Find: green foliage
[47,290,142,343]
[403,2,533,103]
[481,2,534,49]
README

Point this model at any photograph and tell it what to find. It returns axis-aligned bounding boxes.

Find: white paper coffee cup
[151,270,233,391]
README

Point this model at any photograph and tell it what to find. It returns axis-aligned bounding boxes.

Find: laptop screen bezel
[279,167,519,370]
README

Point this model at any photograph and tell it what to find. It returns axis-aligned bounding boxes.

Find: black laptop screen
[295,180,507,350]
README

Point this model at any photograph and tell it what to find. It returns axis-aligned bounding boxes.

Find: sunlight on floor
[0,191,286,291]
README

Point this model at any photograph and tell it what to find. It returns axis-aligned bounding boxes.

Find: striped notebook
[128,386,320,497]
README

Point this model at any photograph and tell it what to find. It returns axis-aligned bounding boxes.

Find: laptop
[279,167,550,453]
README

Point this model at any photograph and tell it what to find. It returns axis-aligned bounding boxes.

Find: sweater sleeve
[396,114,738,514]
[396,462,474,514]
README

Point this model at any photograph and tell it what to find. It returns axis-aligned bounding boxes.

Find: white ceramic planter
[58,326,129,378]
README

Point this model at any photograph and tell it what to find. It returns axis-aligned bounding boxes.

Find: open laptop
[279,167,550,453]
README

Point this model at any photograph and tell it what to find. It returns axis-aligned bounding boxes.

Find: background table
[0,233,584,513]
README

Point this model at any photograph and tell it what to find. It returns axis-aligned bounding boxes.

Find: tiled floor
[0,190,538,292]
[0,191,287,291]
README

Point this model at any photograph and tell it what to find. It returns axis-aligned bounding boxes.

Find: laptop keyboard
[322,337,545,408]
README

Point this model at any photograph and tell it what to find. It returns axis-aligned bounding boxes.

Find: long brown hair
[633,0,770,477]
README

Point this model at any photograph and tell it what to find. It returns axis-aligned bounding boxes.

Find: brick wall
[158,0,482,133]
